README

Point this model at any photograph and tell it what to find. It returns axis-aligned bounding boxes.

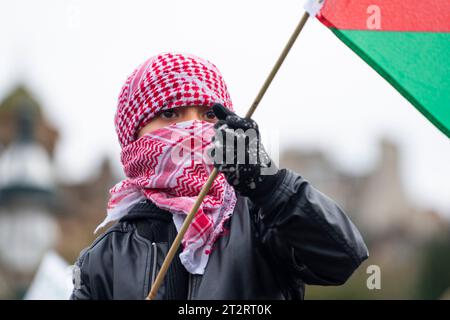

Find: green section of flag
[332,29,450,137]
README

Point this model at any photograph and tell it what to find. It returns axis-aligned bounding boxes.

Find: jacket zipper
[151,242,157,287]
[187,273,192,300]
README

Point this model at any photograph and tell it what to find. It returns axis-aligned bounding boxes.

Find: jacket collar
[119,199,172,223]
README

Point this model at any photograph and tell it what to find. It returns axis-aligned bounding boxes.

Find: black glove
[211,103,283,198]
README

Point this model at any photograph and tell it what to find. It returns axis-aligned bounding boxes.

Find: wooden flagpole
[146,11,310,300]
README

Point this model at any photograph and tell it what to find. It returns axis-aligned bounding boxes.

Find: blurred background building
[281,140,450,299]
[0,85,449,299]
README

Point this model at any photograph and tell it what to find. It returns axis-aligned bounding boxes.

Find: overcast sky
[1,0,449,217]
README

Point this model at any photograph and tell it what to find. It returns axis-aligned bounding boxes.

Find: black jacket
[70,169,368,300]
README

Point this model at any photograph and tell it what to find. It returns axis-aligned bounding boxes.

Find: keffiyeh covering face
[97,53,237,275]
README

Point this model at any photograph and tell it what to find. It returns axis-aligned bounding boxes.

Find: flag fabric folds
[315,0,450,137]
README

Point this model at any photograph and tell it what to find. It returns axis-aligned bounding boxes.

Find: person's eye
[160,110,178,119]
[204,110,216,120]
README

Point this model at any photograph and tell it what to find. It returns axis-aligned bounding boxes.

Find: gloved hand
[211,103,283,198]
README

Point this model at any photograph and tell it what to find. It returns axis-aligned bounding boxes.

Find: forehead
[167,105,211,112]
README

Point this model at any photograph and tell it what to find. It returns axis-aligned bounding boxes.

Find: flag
[309,0,450,137]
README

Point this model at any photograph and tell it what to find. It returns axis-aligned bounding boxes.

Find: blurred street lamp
[0,99,59,297]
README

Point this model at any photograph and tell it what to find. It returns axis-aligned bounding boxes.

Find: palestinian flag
[310,0,450,137]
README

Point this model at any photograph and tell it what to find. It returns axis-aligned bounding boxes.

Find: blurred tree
[416,233,450,299]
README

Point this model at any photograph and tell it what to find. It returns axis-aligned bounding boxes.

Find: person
[70,52,368,300]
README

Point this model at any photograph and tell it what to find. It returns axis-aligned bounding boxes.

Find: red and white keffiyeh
[115,52,233,148]
[96,53,237,275]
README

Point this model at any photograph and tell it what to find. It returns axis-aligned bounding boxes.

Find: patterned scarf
[97,53,237,274]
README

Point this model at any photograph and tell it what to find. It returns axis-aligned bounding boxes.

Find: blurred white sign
[24,250,74,300]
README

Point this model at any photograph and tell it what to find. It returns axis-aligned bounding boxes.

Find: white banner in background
[24,250,74,300]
